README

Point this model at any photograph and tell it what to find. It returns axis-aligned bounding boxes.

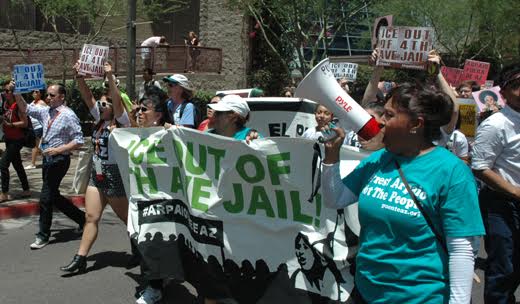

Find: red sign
[461,60,490,85]
[441,66,464,87]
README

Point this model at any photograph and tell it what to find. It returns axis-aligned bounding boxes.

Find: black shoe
[60,254,87,274]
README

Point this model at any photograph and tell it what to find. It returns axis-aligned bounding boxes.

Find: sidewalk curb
[0,196,85,220]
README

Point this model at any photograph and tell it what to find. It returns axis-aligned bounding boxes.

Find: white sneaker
[30,237,49,250]
[136,286,162,304]
[24,164,36,170]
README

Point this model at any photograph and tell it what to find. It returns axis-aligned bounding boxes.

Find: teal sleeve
[342,149,385,196]
[440,163,485,237]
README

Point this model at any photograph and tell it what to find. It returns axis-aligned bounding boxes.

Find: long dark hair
[141,86,173,126]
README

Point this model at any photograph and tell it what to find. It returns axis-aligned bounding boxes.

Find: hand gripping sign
[295,58,381,140]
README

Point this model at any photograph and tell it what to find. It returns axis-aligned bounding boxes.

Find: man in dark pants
[472,64,520,304]
[15,84,85,249]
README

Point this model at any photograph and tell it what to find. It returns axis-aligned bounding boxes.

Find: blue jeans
[37,155,85,241]
[480,188,520,304]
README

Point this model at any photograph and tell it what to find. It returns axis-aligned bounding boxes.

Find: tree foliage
[372,0,520,70]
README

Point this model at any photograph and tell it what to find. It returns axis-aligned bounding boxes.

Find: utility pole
[127,0,136,100]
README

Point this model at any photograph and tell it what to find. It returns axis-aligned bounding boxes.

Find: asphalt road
[0,212,518,304]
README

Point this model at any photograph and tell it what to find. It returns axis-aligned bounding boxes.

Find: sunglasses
[48,93,57,97]
[4,89,12,93]
[138,106,152,113]
[96,100,112,108]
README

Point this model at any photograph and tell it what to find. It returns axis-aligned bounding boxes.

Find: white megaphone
[295,58,381,140]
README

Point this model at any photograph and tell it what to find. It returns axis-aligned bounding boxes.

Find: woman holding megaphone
[320,82,484,304]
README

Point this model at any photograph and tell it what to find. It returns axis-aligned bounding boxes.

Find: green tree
[372,0,520,70]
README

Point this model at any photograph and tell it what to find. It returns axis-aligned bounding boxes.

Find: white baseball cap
[208,94,250,118]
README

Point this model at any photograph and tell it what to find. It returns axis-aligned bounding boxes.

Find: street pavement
[0,145,518,303]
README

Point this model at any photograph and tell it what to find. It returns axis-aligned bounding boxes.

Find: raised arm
[361,49,384,106]
[429,51,459,134]
[104,62,125,119]
[73,61,96,110]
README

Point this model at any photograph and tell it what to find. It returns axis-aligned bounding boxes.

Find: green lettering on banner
[223,183,244,213]
[130,139,148,165]
[186,142,207,175]
[192,177,211,212]
[147,139,167,165]
[247,186,275,218]
[207,146,226,180]
[290,191,313,225]
[274,190,288,219]
[236,154,265,183]
[267,152,291,185]
[170,166,185,196]
[173,139,184,168]
[130,166,158,194]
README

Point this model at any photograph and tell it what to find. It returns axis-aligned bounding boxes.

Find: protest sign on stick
[460,60,490,85]
[330,63,358,81]
[472,86,504,113]
[376,26,434,70]
[78,44,109,77]
[372,15,393,49]
[13,64,46,94]
[441,66,463,87]
[456,98,478,138]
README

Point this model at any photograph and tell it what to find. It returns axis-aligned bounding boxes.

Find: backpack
[179,98,205,129]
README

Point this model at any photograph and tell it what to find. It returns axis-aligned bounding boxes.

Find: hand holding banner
[13,64,46,94]
[78,44,109,77]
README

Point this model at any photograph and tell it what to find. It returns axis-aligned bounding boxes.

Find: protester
[138,68,161,100]
[197,94,221,131]
[471,63,520,304]
[163,74,196,127]
[345,101,385,151]
[0,80,30,202]
[25,89,48,170]
[301,104,334,141]
[140,36,168,69]
[321,83,484,303]
[60,62,132,274]
[338,77,350,94]
[438,114,470,164]
[15,84,86,249]
[131,86,173,304]
[457,80,480,99]
[207,94,259,141]
[103,74,133,112]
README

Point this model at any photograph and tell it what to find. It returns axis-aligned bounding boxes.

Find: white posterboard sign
[330,63,358,81]
[376,26,434,70]
[78,44,109,77]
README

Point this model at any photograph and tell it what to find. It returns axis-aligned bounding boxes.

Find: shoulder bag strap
[394,160,448,253]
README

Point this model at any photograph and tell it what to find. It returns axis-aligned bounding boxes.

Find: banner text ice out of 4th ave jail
[78,44,109,77]
[110,127,366,303]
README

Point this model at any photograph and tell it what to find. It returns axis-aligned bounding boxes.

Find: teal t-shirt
[343,146,485,304]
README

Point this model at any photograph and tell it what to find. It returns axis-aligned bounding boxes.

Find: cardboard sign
[372,15,393,49]
[330,62,358,81]
[78,44,109,77]
[111,127,364,302]
[461,60,490,85]
[472,86,504,113]
[456,98,478,137]
[441,66,464,87]
[13,64,46,94]
[376,26,434,70]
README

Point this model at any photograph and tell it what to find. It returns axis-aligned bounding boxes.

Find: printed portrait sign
[13,64,46,94]
[461,60,490,86]
[111,127,365,303]
[441,66,464,87]
[376,26,434,70]
[456,98,478,138]
[372,15,393,49]
[78,44,109,77]
[472,86,504,113]
[330,62,359,81]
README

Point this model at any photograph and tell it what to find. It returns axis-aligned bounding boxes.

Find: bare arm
[74,61,96,110]
[361,49,383,106]
[429,51,459,134]
[473,169,520,200]
[104,62,125,119]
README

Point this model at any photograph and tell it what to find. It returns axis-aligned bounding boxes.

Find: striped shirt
[27,104,84,153]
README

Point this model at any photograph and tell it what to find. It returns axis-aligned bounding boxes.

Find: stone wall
[198,0,250,91]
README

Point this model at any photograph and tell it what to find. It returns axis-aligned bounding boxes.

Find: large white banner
[110,127,367,303]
